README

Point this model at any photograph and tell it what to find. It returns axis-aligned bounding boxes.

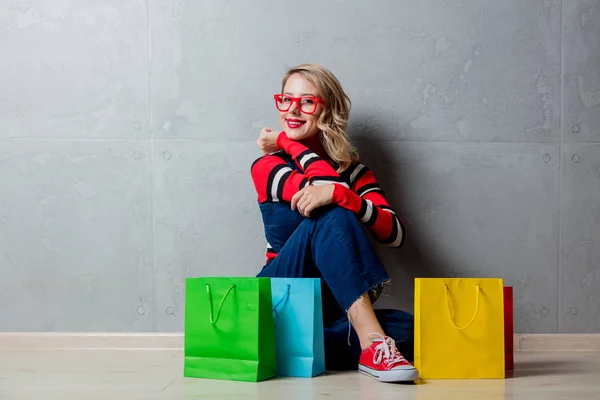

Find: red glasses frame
[273,94,324,115]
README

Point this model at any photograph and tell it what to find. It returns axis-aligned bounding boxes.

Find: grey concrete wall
[0,0,598,333]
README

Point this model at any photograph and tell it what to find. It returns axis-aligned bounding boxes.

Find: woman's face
[278,73,324,141]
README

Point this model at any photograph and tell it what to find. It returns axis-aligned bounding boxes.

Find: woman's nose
[288,100,301,114]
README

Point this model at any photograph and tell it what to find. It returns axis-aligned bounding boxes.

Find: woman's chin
[285,131,306,140]
[286,130,318,142]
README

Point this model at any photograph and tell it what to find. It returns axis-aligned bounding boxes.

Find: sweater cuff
[332,184,363,214]
[277,131,290,151]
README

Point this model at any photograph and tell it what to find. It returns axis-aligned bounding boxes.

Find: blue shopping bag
[270,278,326,378]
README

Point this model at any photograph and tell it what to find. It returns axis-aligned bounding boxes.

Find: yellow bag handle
[206,284,236,325]
[444,284,480,330]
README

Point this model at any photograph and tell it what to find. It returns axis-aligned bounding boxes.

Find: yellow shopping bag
[414,278,505,379]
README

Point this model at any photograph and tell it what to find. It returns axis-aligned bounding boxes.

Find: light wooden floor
[1,339,599,399]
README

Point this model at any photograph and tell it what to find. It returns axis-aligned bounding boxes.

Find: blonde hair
[282,64,359,173]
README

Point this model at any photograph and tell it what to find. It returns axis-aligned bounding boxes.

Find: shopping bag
[184,277,277,382]
[414,278,505,379]
[271,278,326,377]
[504,286,514,370]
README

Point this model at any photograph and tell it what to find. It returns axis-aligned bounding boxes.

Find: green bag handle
[444,284,480,330]
[206,284,236,325]
[272,284,291,328]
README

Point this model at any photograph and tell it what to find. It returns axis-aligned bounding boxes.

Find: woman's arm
[332,164,406,248]
[254,132,405,247]
[277,132,349,188]
[250,151,309,203]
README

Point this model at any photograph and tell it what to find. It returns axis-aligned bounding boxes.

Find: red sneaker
[358,333,419,382]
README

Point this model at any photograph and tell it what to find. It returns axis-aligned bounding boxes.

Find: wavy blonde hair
[281,64,359,173]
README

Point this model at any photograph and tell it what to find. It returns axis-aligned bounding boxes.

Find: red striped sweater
[251,132,405,262]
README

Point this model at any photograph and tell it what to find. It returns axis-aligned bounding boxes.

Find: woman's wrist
[276,131,289,150]
[332,184,362,213]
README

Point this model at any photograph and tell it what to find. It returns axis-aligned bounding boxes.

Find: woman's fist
[257,128,280,154]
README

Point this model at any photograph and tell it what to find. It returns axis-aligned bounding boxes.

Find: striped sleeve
[332,163,405,248]
[251,152,309,203]
[277,132,349,188]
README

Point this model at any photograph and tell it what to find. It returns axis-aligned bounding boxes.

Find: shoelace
[369,333,406,366]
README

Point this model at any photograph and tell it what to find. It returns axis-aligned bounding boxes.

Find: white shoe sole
[358,364,419,382]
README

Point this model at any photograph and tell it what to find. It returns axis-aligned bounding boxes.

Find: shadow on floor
[508,359,592,378]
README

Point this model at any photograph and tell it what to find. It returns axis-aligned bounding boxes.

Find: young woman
[250,64,419,383]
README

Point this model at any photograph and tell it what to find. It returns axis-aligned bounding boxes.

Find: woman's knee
[315,205,359,228]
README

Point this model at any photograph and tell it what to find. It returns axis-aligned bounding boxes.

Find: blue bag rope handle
[206,284,236,325]
[272,284,291,327]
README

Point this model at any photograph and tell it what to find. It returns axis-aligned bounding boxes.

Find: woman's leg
[258,204,390,348]
[257,207,345,326]
[347,293,385,349]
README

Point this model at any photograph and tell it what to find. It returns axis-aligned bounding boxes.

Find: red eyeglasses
[274,94,324,115]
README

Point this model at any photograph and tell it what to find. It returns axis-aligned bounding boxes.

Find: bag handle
[272,284,291,327]
[206,284,236,325]
[444,284,480,330]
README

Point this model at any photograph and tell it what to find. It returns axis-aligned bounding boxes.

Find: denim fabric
[257,203,390,317]
[255,203,414,370]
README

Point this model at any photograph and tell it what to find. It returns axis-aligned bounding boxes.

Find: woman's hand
[291,184,335,217]
[257,127,281,154]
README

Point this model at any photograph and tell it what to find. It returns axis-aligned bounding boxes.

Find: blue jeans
[256,203,414,369]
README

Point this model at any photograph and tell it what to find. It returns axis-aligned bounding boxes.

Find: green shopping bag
[184,277,277,382]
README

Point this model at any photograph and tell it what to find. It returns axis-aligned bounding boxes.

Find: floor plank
[1,349,599,399]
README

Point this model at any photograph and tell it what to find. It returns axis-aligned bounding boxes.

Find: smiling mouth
[286,119,306,129]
